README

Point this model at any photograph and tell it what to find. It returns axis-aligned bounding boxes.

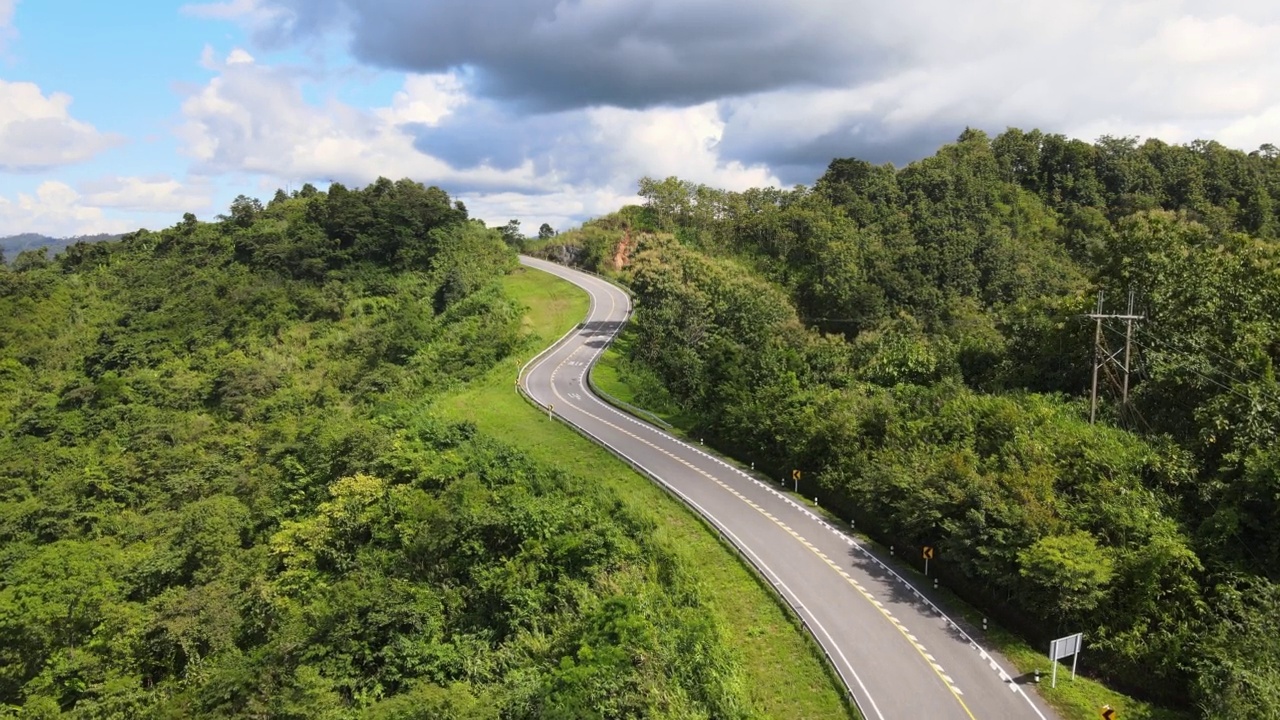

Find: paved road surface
[518,256,1059,720]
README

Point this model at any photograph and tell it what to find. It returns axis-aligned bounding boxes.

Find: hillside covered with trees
[539,131,1280,718]
[0,181,754,718]
[0,235,123,267]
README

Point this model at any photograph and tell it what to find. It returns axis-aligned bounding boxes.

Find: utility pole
[1122,291,1136,407]
[1090,292,1104,425]
[1087,291,1145,424]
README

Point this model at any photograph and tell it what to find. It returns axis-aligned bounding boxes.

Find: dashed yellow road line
[540,310,977,717]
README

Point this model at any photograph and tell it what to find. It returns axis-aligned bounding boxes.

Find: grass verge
[591,327,698,430]
[896,573,1191,720]
[434,266,856,720]
[591,298,1193,720]
[994,633,1190,720]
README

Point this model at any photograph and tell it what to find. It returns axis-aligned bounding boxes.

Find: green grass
[994,633,1191,720]
[816,540,1192,720]
[591,305,1193,720]
[434,266,856,720]
[591,328,699,431]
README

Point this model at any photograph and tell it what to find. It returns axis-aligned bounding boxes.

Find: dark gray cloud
[719,118,971,185]
[250,0,894,110]
[406,106,599,180]
[236,0,1280,178]
[173,0,1280,234]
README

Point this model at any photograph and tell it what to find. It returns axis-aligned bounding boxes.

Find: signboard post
[792,469,801,492]
[1049,632,1083,688]
[922,546,934,575]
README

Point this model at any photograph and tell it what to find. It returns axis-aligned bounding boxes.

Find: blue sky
[0,1,205,229]
[1,0,1277,237]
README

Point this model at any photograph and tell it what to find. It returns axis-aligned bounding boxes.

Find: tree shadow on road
[840,543,999,658]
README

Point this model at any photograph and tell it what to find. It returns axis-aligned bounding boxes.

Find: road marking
[522,270,891,719]
[519,259,1052,720]
[547,352,976,720]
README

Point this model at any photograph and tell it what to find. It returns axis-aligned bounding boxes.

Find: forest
[535,130,1280,718]
[0,180,753,718]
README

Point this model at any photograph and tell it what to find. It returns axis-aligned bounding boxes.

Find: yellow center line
[539,278,977,718]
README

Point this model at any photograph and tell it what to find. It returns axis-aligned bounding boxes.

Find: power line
[1072,290,1273,573]
[1114,335,1274,574]
[1135,325,1279,395]
[1086,291,1279,435]
[1085,299,1280,568]
[1131,332,1280,409]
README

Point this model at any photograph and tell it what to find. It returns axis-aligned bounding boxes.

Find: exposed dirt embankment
[612,230,634,270]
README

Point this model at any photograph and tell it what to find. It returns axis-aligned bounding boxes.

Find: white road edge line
[519,257,1053,720]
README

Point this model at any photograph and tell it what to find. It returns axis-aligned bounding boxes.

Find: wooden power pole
[1089,291,1145,424]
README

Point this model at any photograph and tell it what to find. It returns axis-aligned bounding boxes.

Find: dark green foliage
[614,130,1280,718]
[0,182,748,718]
[1191,577,1280,718]
[499,220,524,248]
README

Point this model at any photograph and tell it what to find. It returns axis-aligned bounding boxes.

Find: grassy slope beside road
[593,326,1190,720]
[434,266,856,720]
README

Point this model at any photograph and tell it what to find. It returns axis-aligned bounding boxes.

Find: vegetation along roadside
[531,128,1280,720]
[0,181,848,718]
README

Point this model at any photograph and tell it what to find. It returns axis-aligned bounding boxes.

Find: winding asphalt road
[518,256,1059,720]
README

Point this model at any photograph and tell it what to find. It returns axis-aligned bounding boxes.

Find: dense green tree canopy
[0,180,751,718]
[542,129,1280,718]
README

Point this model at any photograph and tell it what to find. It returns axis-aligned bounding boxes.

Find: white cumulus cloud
[0,182,135,237]
[175,49,778,227]
[715,3,1280,178]
[585,104,777,191]
[78,175,214,214]
[461,187,643,238]
[0,80,124,172]
[176,50,515,187]
[0,174,213,237]
[193,0,1279,186]
[375,73,470,127]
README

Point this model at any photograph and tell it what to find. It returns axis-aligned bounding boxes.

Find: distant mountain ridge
[1,232,124,260]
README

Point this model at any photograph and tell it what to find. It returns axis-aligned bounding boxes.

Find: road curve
[518,256,1059,720]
